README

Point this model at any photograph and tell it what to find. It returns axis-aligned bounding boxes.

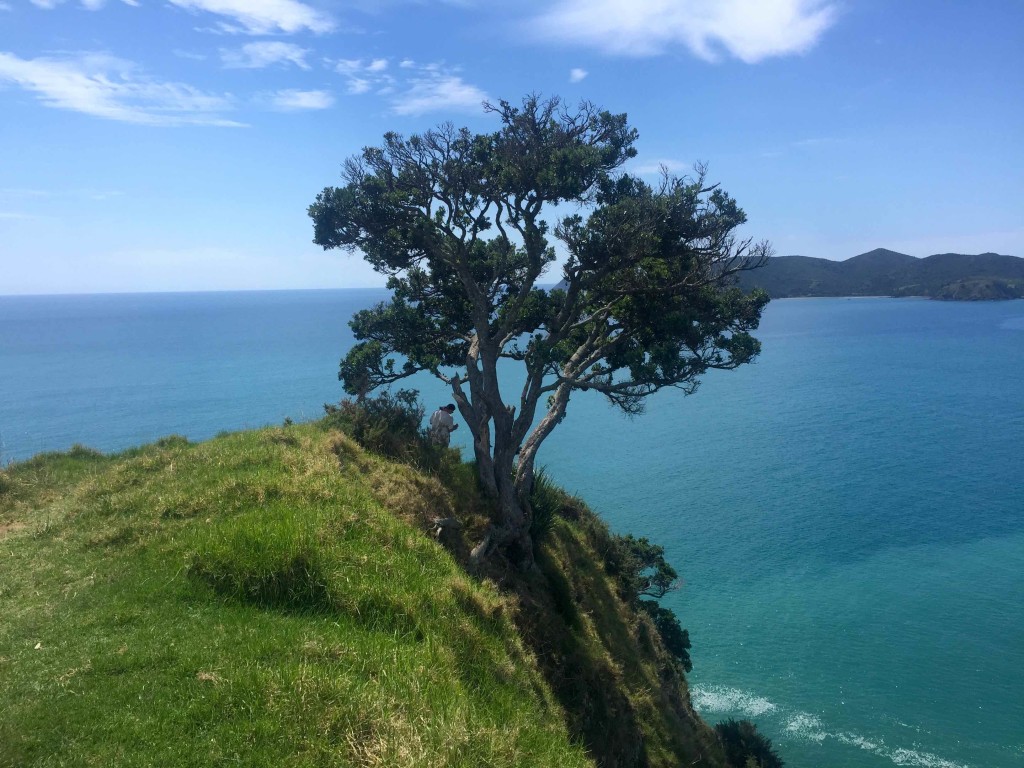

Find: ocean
[1,291,1022,768]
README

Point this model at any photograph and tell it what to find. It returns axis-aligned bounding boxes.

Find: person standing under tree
[429,404,459,447]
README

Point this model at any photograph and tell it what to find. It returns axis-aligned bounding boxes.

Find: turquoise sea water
[1,291,1022,767]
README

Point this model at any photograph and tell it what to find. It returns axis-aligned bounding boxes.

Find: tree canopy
[310,95,770,567]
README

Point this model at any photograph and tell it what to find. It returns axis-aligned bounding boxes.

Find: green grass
[0,426,589,767]
[0,423,727,768]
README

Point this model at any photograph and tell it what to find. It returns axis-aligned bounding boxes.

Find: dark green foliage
[323,388,426,460]
[639,600,692,672]
[715,719,784,768]
[602,533,691,672]
[310,94,770,565]
[605,533,680,601]
[737,248,1024,300]
[931,276,1024,300]
[528,467,562,544]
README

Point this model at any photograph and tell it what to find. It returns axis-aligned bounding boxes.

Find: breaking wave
[690,685,971,768]
[690,685,777,717]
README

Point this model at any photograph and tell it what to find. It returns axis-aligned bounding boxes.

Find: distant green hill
[736,248,1024,300]
[0,421,729,767]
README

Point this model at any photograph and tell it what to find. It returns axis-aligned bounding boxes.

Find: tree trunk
[470,416,498,499]
[515,381,572,500]
[461,399,535,570]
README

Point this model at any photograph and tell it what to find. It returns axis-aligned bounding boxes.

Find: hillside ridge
[0,421,733,767]
[737,249,1024,300]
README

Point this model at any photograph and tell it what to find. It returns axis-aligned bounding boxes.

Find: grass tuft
[188,508,333,611]
[529,466,563,544]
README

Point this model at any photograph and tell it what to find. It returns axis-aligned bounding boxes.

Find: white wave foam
[784,712,828,743]
[835,731,885,752]
[787,720,969,768]
[691,685,971,768]
[889,748,969,768]
[690,685,778,717]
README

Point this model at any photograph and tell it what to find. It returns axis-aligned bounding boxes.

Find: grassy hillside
[0,420,725,767]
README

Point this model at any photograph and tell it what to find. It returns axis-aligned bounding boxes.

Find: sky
[1,0,1022,295]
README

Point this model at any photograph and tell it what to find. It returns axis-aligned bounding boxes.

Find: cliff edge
[0,422,727,767]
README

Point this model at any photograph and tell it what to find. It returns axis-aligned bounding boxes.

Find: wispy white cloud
[569,67,587,83]
[346,78,371,95]
[0,51,242,126]
[333,57,394,95]
[0,2,13,11]
[0,211,36,220]
[391,68,488,116]
[168,0,334,35]
[221,41,310,70]
[528,0,838,63]
[332,58,487,116]
[262,88,334,111]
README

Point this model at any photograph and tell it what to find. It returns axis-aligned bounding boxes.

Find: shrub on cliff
[715,719,784,768]
[638,600,692,672]
[323,388,426,460]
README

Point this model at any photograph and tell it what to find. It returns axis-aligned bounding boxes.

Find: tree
[607,534,680,600]
[309,95,770,569]
[638,600,692,672]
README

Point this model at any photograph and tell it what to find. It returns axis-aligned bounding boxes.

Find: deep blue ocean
[1,290,1022,768]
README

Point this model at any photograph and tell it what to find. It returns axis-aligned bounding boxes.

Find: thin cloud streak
[332,57,488,116]
[221,41,311,70]
[168,0,334,35]
[263,88,334,111]
[631,158,691,175]
[389,71,488,116]
[334,57,393,95]
[0,51,242,126]
[528,0,838,63]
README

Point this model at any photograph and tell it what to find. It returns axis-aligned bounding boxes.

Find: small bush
[715,719,784,768]
[638,600,692,672]
[604,533,679,603]
[67,444,105,460]
[155,435,190,450]
[323,389,426,460]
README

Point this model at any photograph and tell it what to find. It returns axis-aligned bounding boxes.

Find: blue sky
[1,0,1021,295]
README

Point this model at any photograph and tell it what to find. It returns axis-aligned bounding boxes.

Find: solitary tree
[310,96,770,568]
